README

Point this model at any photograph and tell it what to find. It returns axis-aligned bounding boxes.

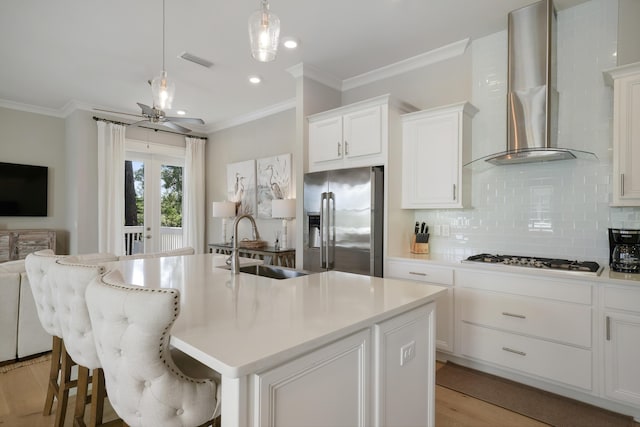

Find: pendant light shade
[248,0,280,62]
[151,0,175,109]
[151,70,175,110]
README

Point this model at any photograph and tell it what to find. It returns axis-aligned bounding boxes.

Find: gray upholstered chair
[25,249,72,427]
[50,256,113,427]
[86,269,220,427]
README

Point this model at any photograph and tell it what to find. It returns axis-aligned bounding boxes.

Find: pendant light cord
[162,0,166,71]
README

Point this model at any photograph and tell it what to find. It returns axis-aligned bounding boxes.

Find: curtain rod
[92,116,208,140]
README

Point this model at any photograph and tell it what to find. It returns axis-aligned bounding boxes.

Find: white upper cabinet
[605,62,640,206]
[401,102,477,209]
[308,95,391,172]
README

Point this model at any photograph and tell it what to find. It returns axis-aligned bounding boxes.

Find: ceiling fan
[94,102,205,134]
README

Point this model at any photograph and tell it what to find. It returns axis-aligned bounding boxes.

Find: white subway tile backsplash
[415,0,640,262]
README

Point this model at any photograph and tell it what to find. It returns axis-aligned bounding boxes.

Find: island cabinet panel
[373,303,435,427]
[602,286,640,407]
[455,269,594,391]
[253,329,371,427]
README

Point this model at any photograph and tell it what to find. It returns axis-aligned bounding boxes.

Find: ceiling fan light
[151,70,175,110]
[248,0,280,62]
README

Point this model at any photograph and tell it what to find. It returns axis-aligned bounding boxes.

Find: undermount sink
[223,264,311,280]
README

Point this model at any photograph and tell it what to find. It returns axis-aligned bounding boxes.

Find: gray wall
[0,107,68,253]
[618,0,640,65]
[206,109,296,247]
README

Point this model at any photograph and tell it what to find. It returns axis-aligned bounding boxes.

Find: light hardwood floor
[0,356,629,427]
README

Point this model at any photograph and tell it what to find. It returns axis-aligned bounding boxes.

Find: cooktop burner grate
[463,253,603,275]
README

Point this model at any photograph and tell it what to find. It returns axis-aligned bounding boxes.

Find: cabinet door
[343,106,382,160]
[309,115,343,168]
[604,311,640,406]
[253,329,370,427]
[402,112,461,208]
[14,231,55,260]
[385,261,454,352]
[611,66,640,205]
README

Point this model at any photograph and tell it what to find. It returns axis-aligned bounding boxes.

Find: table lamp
[212,201,236,244]
[272,198,296,249]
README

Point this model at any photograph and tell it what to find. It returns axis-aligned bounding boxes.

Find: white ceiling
[0,0,587,132]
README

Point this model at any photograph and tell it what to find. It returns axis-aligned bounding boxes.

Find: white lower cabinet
[386,259,454,352]
[252,303,437,427]
[456,269,594,391]
[603,286,640,407]
[253,330,371,427]
[374,303,435,427]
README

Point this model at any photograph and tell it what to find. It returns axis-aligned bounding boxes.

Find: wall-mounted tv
[0,162,48,216]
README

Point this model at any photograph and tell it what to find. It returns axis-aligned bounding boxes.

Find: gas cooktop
[462,253,604,276]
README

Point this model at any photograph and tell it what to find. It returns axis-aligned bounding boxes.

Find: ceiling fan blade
[128,119,150,128]
[137,103,155,117]
[162,121,192,134]
[93,108,144,118]
[164,116,205,125]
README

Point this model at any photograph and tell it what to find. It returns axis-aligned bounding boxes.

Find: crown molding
[286,63,343,91]
[207,97,297,133]
[0,98,65,118]
[342,38,470,91]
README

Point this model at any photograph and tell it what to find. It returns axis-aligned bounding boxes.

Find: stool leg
[89,368,105,427]
[74,365,90,427]
[44,335,62,415]
[54,341,74,427]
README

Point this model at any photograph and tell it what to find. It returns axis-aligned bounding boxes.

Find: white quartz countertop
[106,254,446,377]
[388,251,640,286]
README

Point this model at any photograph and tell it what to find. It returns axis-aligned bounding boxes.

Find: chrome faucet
[230,214,261,274]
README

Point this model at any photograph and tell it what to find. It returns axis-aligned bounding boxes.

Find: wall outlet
[441,224,450,237]
[400,340,416,366]
[433,225,441,236]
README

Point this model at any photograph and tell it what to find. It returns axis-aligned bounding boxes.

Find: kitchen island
[110,254,446,427]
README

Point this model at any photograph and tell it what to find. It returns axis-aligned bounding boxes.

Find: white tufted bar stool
[25,249,75,427]
[50,256,121,427]
[86,269,221,427]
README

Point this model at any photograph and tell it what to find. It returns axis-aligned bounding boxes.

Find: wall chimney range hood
[466,0,597,168]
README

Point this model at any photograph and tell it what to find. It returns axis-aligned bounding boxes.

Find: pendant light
[248,0,280,62]
[151,0,175,109]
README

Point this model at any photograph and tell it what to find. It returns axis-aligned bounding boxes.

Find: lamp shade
[272,199,295,219]
[212,201,236,218]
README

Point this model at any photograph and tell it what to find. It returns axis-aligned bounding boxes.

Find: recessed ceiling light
[282,38,299,49]
[249,76,262,84]
[176,110,187,115]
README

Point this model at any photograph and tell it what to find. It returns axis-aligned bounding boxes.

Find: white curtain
[97,121,126,255]
[183,137,206,253]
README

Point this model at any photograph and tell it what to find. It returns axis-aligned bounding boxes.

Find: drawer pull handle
[502,347,526,356]
[502,312,526,319]
[409,271,427,276]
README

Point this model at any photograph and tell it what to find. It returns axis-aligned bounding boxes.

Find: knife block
[410,235,430,254]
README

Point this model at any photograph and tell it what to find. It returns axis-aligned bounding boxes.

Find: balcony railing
[123,226,183,255]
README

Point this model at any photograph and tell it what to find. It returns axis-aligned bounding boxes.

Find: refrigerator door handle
[328,192,335,269]
[320,192,327,269]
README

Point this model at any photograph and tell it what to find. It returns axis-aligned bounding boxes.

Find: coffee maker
[609,228,640,273]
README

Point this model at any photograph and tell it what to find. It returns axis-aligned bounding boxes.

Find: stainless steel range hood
[466,0,597,168]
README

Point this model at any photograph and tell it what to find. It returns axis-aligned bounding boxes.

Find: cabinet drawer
[458,288,592,347]
[386,261,453,285]
[460,322,592,391]
[604,286,640,313]
[456,269,592,305]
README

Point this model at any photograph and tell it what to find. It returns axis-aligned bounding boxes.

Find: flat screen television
[0,162,48,216]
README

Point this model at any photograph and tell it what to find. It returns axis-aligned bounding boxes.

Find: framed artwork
[226,160,256,216]
[256,153,292,218]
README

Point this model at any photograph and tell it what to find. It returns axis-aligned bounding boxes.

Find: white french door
[124,141,185,255]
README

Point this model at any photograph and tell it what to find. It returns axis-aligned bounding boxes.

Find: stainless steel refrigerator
[303,166,384,277]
